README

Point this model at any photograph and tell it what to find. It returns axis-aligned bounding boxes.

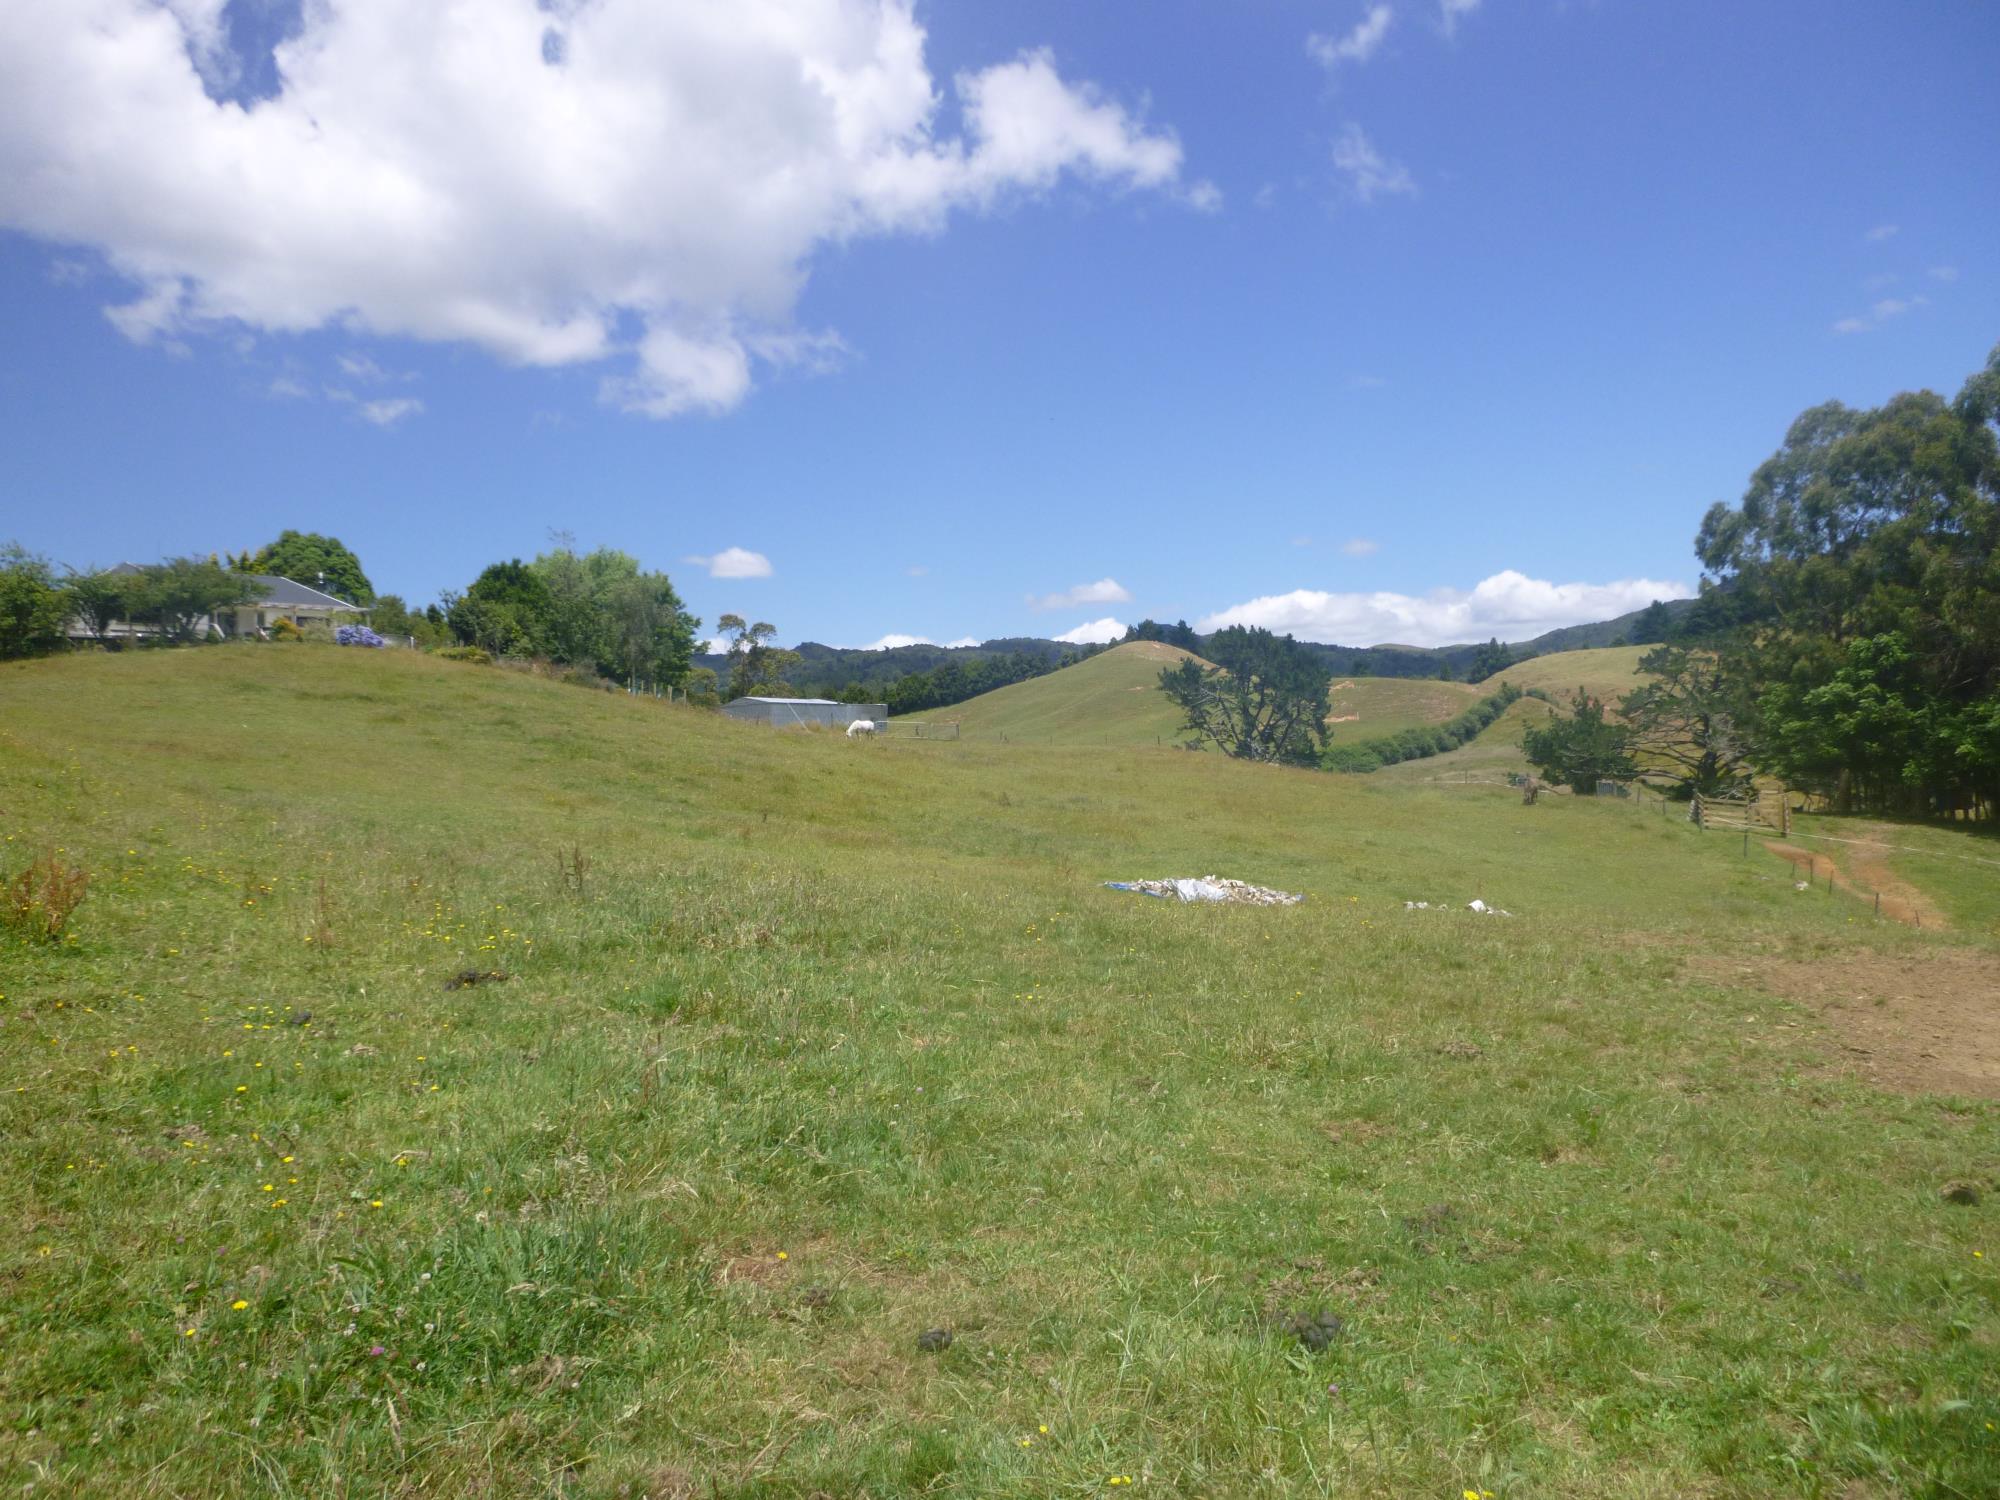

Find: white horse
[845,718,878,738]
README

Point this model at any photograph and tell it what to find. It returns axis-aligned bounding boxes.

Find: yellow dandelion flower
[232,1299,248,1310]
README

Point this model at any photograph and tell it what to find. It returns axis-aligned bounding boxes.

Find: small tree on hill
[1521,688,1635,793]
[1158,625,1331,765]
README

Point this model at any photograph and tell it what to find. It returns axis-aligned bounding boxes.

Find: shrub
[4,852,89,941]
[270,617,303,641]
[437,644,492,665]
[335,624,387,647]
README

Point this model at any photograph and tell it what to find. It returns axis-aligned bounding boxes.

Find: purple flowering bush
[336,624,387,648]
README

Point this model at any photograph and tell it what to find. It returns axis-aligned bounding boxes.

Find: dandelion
[777,1251,788,1261]
[1038,1425,1048,1434]
[184,1327,196,1338]
[235,1085,248,1094]
[232,1299,248,1310]
[370,1200,383,1209]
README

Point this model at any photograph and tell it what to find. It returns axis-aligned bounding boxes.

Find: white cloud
[1052,617,1127,645]
[686,547,774,579]
[1197,570,1691,648]
[268,375,309,400]
[358,397,424,427]
[1331,124,1415,202]
[1929,265,1960,283]
[1339,538,1380,557]
[1028,577,1133,610]
[943,636,981,649]
[1439,0,1482,38]
[1309,6,1394,70]
[0,3,1202,419]
[906,565,930,577]
[1864,223,1900,242]
[1831,295,1927,335]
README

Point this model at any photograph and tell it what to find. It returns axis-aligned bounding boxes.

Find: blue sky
[1,0,1995,650]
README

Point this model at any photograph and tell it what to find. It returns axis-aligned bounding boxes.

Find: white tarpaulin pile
[1106,876,1304,906]
[1404,899,1514,917]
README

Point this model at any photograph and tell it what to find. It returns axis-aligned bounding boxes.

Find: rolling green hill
[1479,643,1654,700]
[1324,675,1484,741]
[2,645,1995,1495]
[931,641,1493,747]
[915,639,1205,744]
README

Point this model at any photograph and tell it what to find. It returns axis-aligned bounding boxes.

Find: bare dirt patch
[1695,950,2000,1098]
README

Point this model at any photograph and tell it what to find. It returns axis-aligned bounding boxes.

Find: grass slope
[1480,644,1653,700]
[923,640,1202,744]
[3,646,1997,1497]
[1325,676,1484,740]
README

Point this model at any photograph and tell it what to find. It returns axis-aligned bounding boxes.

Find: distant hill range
[699,598,1694,696]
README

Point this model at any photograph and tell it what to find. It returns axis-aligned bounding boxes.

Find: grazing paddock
[2,646,1995,1497]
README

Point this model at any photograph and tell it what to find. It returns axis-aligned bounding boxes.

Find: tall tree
[446,560,551,656]
[1158,625,1331,764]
[717,614,800,699]
[251,530,374,604]
[1694,342,2000,812]
[1617,645,1750,796]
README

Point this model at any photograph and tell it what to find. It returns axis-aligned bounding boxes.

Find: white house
[68,564,364,642]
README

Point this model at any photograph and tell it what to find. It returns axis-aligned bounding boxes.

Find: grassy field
[1325,677,1484,742]
[1479,645,1654,701]
[4,645,1997,1497]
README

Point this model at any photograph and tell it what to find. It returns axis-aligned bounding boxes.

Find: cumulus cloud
[1339,538,1380,557]
[1929,265,1960,283]
[1197,570,1690,648]
[1439,0,1482,38]
[358,397,424,428]
[1831,296,1927,335]
[686,547,774,579]
[1331,124,1415,202]
[1309,6,1394,70]
[1028,577,1133,610]
[0,2,1204,418]
[1052,617,1127,645]
[943,636,981,649]
[1864,223,1900,242]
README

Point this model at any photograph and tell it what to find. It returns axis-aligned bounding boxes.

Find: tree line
[1520,342,2000,813]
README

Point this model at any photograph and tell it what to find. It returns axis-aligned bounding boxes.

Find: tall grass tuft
[3,850,88,940]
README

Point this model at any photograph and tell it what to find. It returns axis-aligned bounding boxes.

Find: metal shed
[720,697,888,729]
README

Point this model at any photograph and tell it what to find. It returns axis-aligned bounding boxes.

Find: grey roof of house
[245,574,360,608]
[105,563,357,609]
